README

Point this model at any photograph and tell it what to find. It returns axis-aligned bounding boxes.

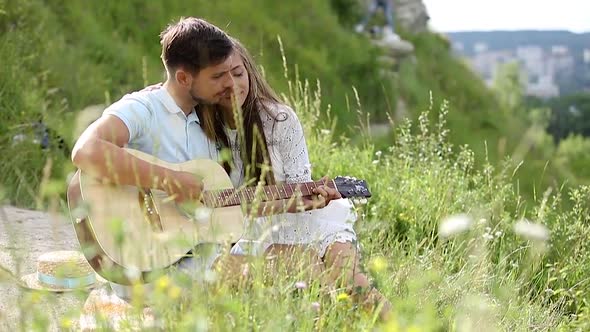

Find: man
[69,17,331,300]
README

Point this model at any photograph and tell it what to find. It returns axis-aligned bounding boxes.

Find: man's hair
[160,17,233,75]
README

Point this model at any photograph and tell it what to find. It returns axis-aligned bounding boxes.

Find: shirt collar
[154,88,200,124]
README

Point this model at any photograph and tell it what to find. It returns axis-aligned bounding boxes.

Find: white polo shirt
[103,88,219,162]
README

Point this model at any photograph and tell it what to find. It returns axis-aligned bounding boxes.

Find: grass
[2,0,590,330]
[3,66,590,330]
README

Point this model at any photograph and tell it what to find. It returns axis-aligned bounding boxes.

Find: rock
[373,37,415,56]
[394,0,430,34]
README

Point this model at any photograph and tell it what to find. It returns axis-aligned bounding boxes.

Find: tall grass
[2,1,590,330]
[4,55,590,330]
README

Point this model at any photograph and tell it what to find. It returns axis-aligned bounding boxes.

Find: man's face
[188,50,237,105]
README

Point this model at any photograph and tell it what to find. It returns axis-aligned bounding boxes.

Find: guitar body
[78,149,244,273]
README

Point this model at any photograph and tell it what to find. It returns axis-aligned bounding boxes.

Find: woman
[199,38,392,319]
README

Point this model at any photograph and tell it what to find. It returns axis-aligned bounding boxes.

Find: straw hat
[20,250,106,292]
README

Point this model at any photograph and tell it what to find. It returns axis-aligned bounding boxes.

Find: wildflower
[311,302,321,312]
[439,214,472,238]
[242,264,250,278]
[295,281,307,289]
[132,283,144,299]
[513,219,549,242]
[375,151,382,157]
[60,318,74,329]
[482,233,494,241]
[156,275,170,290]
[124,265,141,280]
[194,207,212,222]
[372,160,379,165]
[29,292,41,304]
[337,293,350,301]
[369,256,388,273]
[494,231,503,238]
[168,285,182,300]
[320,129,331,135]
[204,270,217,283]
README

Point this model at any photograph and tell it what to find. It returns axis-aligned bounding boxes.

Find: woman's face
[219,54,249,110]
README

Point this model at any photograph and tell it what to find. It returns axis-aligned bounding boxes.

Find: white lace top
[226,103,312,188]
[226,103,357,253]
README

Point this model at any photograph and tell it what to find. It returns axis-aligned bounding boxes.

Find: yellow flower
[60,318,73,329]
[369,256,388,273]
[336,293,350,302]
[156,275,170,290]
[382,318,400,332]
[168,285,182,299]
[29,292,42,304]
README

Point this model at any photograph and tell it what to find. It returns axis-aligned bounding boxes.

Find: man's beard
[189,82,231,107]
[189,90,213,106]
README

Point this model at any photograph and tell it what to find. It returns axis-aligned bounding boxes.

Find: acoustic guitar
[69,148,371,284]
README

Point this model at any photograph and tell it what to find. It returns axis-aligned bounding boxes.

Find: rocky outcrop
[394,0,430,34]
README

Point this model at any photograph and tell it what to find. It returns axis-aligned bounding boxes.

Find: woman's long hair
[196,38,284,186]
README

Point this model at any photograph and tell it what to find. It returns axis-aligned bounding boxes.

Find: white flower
[320,129,331,135]
[494,231,503,238]
[439,214,472,238]
[204,270,217,283]
[478,218,487,225]
[124,265,141,280]
[372,160,379,165]
[295,281,307,289]
[514,219,549,242]
[375,151,382,157]
[194,207,213,222]
[483,233,494,241]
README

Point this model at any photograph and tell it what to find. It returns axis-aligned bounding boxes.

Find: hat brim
[20,273,107,293]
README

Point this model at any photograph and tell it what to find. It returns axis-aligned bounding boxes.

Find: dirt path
[0,205,87,330]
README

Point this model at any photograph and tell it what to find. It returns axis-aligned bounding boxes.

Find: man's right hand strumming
[161,170,204,203]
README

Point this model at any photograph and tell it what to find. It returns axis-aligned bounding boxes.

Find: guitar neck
[203,180,336,208]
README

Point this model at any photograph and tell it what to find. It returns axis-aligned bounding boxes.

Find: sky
[422,0,590,33]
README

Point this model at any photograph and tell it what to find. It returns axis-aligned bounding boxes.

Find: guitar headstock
[333,176,372,199]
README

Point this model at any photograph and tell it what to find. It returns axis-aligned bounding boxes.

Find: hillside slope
[0,0,524,205]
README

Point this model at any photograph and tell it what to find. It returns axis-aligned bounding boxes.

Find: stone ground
[0,205,88,331]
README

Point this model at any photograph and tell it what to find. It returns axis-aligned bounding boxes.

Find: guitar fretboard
[203,180,336,208]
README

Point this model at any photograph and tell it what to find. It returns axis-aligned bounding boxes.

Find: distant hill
[447,30,590,57]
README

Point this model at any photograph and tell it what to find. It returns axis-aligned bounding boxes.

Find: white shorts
[231,198,358,258]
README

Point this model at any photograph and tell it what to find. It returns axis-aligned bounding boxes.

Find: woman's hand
[287,176,342,212]
[141,82,163,92]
